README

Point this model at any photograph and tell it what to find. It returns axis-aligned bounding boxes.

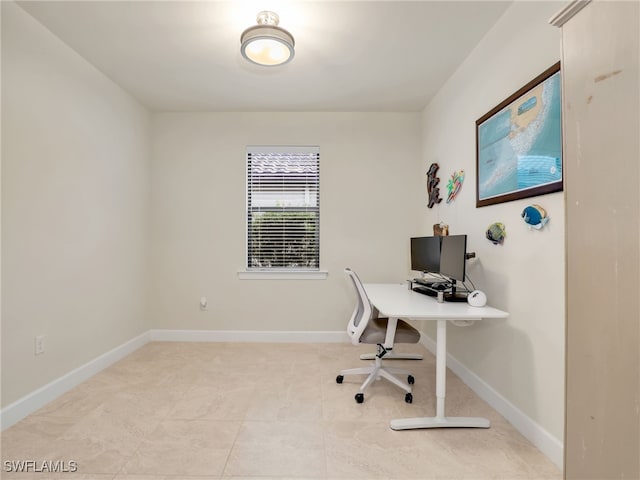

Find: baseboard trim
[0,331,150,430]
[149,329,349,343]
[420,335,564,469]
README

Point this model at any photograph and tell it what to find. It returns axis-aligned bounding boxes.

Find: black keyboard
[412,285,437,297]
[412,278,435,287]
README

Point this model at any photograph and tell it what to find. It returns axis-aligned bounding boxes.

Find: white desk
[363,283,509,430]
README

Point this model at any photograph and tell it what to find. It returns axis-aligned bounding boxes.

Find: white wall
[1,2,151,407]
[150,112,422,332]
[420,1,565,443]
[1,1,567,461]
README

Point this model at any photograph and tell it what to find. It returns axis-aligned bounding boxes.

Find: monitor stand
[444,280,468,302]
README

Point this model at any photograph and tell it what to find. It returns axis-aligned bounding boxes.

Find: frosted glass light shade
[240,12,295,67]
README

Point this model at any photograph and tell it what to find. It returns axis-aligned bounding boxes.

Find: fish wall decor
[486,222,506,245]
[521,204,550,230]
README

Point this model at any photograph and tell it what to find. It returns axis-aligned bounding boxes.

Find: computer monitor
[439,234,468,301]
[410,236,441,274]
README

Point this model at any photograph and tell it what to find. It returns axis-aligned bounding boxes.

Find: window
[246,146,320,271]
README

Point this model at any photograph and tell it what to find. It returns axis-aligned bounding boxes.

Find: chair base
[339,351,413,398]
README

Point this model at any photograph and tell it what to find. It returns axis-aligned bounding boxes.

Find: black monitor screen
[439,234,467,282]
[410,236,441,273]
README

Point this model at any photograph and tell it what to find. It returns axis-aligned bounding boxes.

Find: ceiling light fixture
[240,11,295,67]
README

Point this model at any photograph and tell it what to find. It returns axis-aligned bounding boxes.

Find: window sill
[237,270,329,280]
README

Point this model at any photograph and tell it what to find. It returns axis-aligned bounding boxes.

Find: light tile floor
[1,342,562,479]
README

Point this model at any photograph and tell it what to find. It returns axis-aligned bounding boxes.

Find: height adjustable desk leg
[390,319,489,430]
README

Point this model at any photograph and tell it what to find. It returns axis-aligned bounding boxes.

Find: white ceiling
[17,1,512,112]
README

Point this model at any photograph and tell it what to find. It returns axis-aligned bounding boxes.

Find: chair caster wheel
[355,393,364,404]
[405,393,413,404]
[408,375,415,385]
[336,375,344,384]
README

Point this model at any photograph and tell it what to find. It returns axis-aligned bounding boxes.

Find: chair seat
[360,317,420,345]
[339,268,419,404]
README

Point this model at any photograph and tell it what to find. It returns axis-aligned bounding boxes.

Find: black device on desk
[409,234,470,302]
[412,285,437,297]
[410,236,441,275]
[412,278,436,287]
[412,281,450,297]
[410,236,441,295]
[439,235,469,302]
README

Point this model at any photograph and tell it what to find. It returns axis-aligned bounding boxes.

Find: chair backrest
[344,268,374,345]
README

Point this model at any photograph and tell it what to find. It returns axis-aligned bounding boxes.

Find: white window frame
[240,146,326,280]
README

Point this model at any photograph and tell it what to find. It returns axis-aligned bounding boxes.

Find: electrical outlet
[199,297,208,311]
[35,335,45,355]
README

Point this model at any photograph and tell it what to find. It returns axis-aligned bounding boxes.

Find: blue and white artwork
[476,66,562,207]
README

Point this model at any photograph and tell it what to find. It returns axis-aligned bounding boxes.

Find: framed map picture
[476,62,562,207]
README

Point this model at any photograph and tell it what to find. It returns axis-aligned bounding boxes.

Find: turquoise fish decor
[521,204,549,230]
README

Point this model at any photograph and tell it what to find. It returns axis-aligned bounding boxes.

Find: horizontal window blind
[247,147,320,270]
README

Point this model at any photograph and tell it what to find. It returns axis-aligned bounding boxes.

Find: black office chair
[336,268,420,403]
